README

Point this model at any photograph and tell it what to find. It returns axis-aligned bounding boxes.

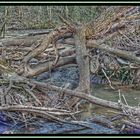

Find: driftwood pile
[0,6,140,132]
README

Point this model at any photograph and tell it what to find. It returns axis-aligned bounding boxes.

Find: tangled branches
[0,6,139,133]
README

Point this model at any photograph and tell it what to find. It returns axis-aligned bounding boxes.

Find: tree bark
[1,35,44,47]
[75,26,91,93]
[22,28,73,64]
[24,55,76,77]
[87,40,140,65]
[66,26,91,108]
[32,80,140,115]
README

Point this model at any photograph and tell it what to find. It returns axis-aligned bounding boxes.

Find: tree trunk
[66,26,91,108]
[75,26,91,93]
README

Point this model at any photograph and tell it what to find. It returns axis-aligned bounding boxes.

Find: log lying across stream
[32,80,140,116]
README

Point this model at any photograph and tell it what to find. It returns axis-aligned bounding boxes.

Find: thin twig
[122,94,128,106]
[23,86,42,106]
[102,69,115,90]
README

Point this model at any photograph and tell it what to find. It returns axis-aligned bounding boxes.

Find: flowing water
[81,84,140,120]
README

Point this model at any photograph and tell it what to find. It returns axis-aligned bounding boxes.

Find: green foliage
[69,6,99,23]
[25,20,56,29]
[0,6,104,30]
[119,67,133,84]
[98,66,134,85]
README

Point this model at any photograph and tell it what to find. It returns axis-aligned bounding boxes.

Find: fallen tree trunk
[32,80,140,115]
[1,35,45,47]
[0,44,63,52]
[0,32,73,48]
[25,55,76,77]
[27,29,53,36]
[32,80,120,110]
[87,40,140,65]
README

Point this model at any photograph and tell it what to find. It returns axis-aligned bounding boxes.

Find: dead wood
[0,105,92,129]
[17,26,74,75]
[75,26,91,93]
[87,40,140,65]
[92,115,115,129]
[27,29,53,36]
[63,38,75,45]
[0,6,139,130]
[32,80,140,115]
[123,120,140,129]
[66,26,91,108]
[24,55,76,77]
[1,35,44,47]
